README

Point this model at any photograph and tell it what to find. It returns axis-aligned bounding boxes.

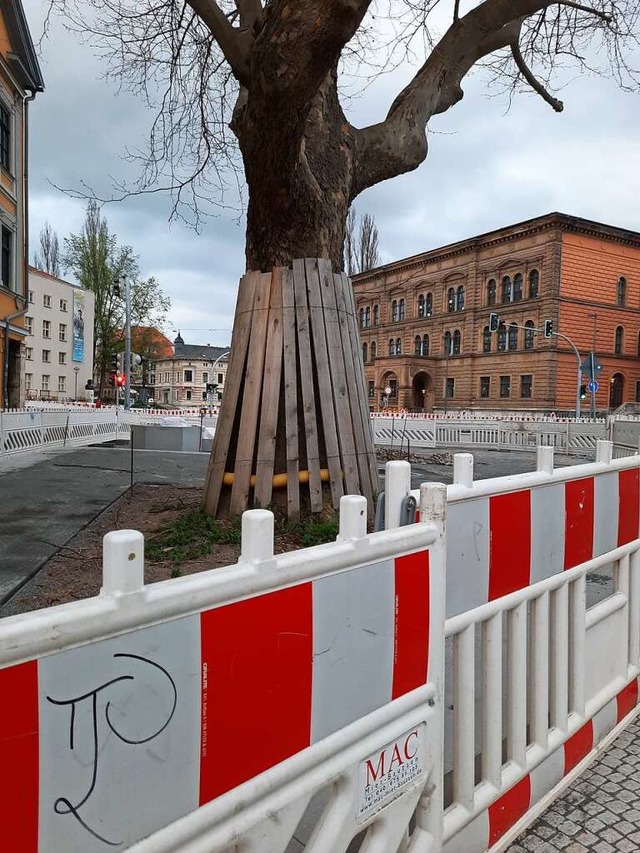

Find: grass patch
[277,517,339,548]
[146,508,241,566]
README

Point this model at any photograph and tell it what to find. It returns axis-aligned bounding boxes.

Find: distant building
[24,267,95,401]
[148,332,229,407]
[0,0,44,407]
[353,213,640,413]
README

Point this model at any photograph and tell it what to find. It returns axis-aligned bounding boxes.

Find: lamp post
[73,366,80,400]
[443,333,452,416]
[210,351,230,406]
[113,276,133,410]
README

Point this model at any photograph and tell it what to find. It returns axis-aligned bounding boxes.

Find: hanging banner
[72,290,85,362]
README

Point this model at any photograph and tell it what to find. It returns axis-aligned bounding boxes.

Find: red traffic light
[115,372,125,387]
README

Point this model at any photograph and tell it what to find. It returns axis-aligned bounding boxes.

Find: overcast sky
[22,1,640,347]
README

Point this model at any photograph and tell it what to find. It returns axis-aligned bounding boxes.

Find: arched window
[444,330,452,355]
[447,287,456,312]
[508,323,518,351]
[513,273,523,302]
[483,326,491,353]
[487,279,497,306]
[392,300,398,322]
[456,285,465,311]
[389,338,395,356]
[425,292,433,316]
[359,308,365,328]
[415,335,422,356]
[365,307,371,327]
[396,337,402,355]
[501,275,512,303]
[617,276,627,307]
[529,269,539,298]
[524,320,535,350]
[418,294,425,318]
[497,323,507,352]
[398,299,405,321]
[423,334,430,356]
[362,343,368,363]
[373,305,379,325]
[615,325,624,355]
[371,341,377,359]
[453,329,461,355]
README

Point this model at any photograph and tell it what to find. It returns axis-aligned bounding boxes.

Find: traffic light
[108,373,115,387]
[115,373,125,387]
[543,319,553,338]
[110,352,119,373]
[580,384,587,400]
[489,313,499,333]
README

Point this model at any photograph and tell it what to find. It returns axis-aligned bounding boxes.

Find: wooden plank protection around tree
[317,258,360,497]
[254,268,285,509]
[304,258,344,509]
[281,267,301,521]
[203,271,258,515]
[292,259,324,513]
[230,272,272,515]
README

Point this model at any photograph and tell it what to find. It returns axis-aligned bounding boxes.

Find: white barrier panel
[0,489,446,853]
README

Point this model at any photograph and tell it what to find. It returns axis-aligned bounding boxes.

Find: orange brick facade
[353,213,640,413]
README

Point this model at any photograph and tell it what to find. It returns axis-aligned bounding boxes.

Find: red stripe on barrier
[392,550,430,698]
[618,468,640,546]
[0,661,39,852]
[199,584,313,804]
[488,774,531,846]
[616,678,639,723]
[489,490,531,600]
[563,720,594,774]
[564,478,594,569]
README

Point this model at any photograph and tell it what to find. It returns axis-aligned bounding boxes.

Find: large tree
[346,209,380,276]
[47,0,638,515]
[33,222,61,277]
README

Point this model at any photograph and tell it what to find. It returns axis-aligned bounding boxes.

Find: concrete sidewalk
[508,714,640,852]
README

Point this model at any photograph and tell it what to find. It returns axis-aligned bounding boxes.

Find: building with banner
[0,0,44,407]
[25,268,95,400]
[353,213,640,413]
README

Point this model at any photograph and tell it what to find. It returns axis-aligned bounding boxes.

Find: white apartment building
[24,267,95,400]
[149,333,229,407]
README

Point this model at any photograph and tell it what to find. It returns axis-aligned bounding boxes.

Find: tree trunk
[203,259,378,519]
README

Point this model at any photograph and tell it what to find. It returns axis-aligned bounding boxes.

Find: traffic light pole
[124,276,132,410]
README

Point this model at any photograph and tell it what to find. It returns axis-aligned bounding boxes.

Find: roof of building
[159,332,229,363]
[2,0,44,92]
[131,327,174,358]
[352,212,640,283]
[29,266,85,289]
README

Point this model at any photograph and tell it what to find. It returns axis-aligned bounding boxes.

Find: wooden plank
[282,267,301,522]
[317,258,360,497]
[254,269,285,509]
[292,259,323,513]
[305,258,344,509]
[203,272,258,515]
[341,272,380,494]
[230,272,272,515]
[333,270,375,508]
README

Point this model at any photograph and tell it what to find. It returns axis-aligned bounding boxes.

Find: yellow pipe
[223,469,331,488]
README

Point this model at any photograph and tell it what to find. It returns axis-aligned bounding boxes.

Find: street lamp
[73,366,80,400]
[113,276,132,410]
[210,351,230,406]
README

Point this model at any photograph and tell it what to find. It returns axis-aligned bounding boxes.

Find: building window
[362,342,368,362]
[43,294,52,308]
[529,269,539,298]
[359,308,365,328]
[60,299,68,312]
[370,341,377,359]
[508,323,518,351]
[368,381,375,399]
[422,334,429,356]
[456,285,465,311]
[617,276,627,307]
[42,349,50,363]
[452,329,461,355]
[447,287,456,312]
[389,379,397,397]
[524,320,535,350]
[365,307,371,327]
[445,377,455,399]
[497,323,507,352]
[58,352,66,365]
[480,376,490,398]
[391,300,399,322]
[500,375,511,398]
[43,320,51,339]
[398,299,405,321]
[501,275,512,303]
[184,369,193,382]
[202,372,208,383]
[414,335,422,356]
[414,334,429,357]
[25,347,33,360]
[521,374,533,399]
[186,390,192,401]
[373,304,379,325]
[487,279,496,306]
[425,293,433,316]
[1,225,12,290]
[444,330,452,356]
[418,294,425,318]
[483,326,491,353]
[58,376,66,393]
[389,338,395,356]
[25,373,32,390]
[28,290,34,304]
[42,374,50,391]
[615,325,624,355]
[150,373,156,384]
[396,337,402,355]
[513,273,523,302]
[217,372,223,384]
[59,323,67,341]
[0,103,10,171]
[25,316,33,334]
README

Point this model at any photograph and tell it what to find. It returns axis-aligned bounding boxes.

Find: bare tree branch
[511,37,564,110]
[185,0,251,82]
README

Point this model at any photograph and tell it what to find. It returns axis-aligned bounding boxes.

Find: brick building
[148,333,229,407]
[353,213,640,413]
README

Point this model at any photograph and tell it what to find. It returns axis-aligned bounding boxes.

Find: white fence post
[241,509,274,563]
[385,460,411,530]
[101,530,145,595]
[537,444,554,474]
[596,439,613,464]
[337,495,367,541]
[453,453,473,487]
